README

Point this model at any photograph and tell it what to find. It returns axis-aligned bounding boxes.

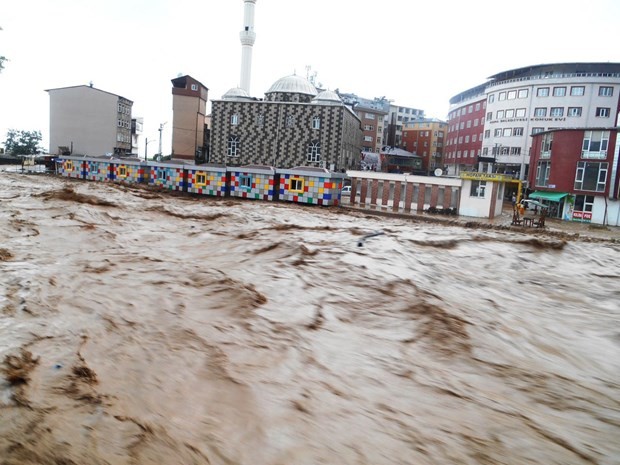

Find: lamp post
[158,122,167,158]
[145,138,155,161]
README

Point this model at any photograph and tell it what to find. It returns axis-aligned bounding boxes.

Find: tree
[4,130,44,156]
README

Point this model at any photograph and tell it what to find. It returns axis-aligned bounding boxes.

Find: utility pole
[145,138,148,161]
[158,122,167,157]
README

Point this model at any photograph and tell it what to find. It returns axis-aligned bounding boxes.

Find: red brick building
[528,127,620,225]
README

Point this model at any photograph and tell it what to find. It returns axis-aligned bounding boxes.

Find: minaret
[239,0,257,95]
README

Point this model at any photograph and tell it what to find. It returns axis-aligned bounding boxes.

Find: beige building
[46,84,133,156]
[171,75,209,161]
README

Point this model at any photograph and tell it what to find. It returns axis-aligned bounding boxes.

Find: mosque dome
[266,75,318,97]
[312,90,342,105]
[222,87,253,101]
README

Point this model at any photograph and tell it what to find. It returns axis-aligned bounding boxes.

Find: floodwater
[1,168,619,465]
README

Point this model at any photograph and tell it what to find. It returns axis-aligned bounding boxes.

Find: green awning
[529,191,568,202]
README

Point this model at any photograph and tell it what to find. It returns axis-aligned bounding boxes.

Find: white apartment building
[46,84,133,156]
[482,63,620,180]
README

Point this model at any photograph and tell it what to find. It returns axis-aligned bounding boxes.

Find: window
[466,120,471,128]
[550,107,564,117]
[542,132,553,155]
[290,177,304,192]
[307,141,321,162]
[486,112,492,121]
[227,135,240,157]
[475,103,481,111]
[595,107,610,117]
[499,92,506,101]
[503,128,512,137]
[365,113,375,119]
[484,130,490,138]
[158,169,166,180]
[468,105,473,113]
[488,94,495,103]
[195,172,206,186]
[510,147,521,156]
[65,160,74,171]
[582,131,609,158]
[231,114,239,125]
[465,135,470,143]
[118,165,127,178]
[505,109,515,118]
[575,161,607,192]
[518,89,528,98]
[534,107,547,117]
[474,118,479,126]
[286,115,295,127]
[513,127,524,136]
[507,90,517,99]
[532,127,544,134]
[494,128,502,137]
[570,86,585,96]
[553,87,566,97]
[364,124,374,131]
[535,161,551,187]
[191,84,198,91]
[599,86,613,97]
[257,114,264,126]
[240,175,252,189]
[537,87,550,97]
[568,107,582,117]
[364,136,373,142]
[472,134,477,142]
[312,116,321,129]
[516,108,526,117]
[470,180,486,198]
[497,110,505,119]
[574,195,594,213]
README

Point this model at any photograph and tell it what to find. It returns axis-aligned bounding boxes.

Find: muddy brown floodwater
[1,168,619,465]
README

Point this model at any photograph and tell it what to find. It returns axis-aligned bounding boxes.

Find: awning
[529,191,568,202]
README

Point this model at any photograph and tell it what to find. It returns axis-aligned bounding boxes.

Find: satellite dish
[434,168,443,177]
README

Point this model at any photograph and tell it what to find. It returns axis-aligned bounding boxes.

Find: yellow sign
[459,171,515,182]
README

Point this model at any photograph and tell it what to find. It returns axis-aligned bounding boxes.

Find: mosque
[207,0,363,172]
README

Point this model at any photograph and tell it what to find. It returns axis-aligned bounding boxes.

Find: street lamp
[158,122,167,158]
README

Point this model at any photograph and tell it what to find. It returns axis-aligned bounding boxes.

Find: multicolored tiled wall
[84,161,111,181]
[110,162,145,183]
[278,173,344,206]
[58,158,83,179]
[186,169,227,196]
[229,169,276,201]
[149,165,185,191]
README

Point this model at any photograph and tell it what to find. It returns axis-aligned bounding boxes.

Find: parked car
[341,185,352,195]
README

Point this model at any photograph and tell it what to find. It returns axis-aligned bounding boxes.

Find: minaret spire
[239,0,257,95]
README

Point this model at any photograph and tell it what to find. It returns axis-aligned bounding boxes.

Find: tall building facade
[385,104,425,148]
[170,75,209,161]
[46,84,133,156]
[338,93,389,153]
[209,75,362,171]
[402,119,448,173]
[445,84,486,175]
[448,63,620,181]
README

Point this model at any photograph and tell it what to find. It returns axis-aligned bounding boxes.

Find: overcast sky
[1,0,619,155]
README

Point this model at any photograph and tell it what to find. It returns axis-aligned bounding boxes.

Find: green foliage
[4,129,44,156]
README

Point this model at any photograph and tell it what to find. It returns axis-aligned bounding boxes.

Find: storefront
[528,191,569,219]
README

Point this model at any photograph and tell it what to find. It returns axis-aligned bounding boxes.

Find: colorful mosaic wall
[186,168,227,196]
[148,164,185,191]
[278,169,344,206]
[110,161,145,184]
[229,168,276,201]
[58,158,84,179]
[84,160,111,181]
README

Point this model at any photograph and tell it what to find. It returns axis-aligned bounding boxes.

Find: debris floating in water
[358,231,385,247]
